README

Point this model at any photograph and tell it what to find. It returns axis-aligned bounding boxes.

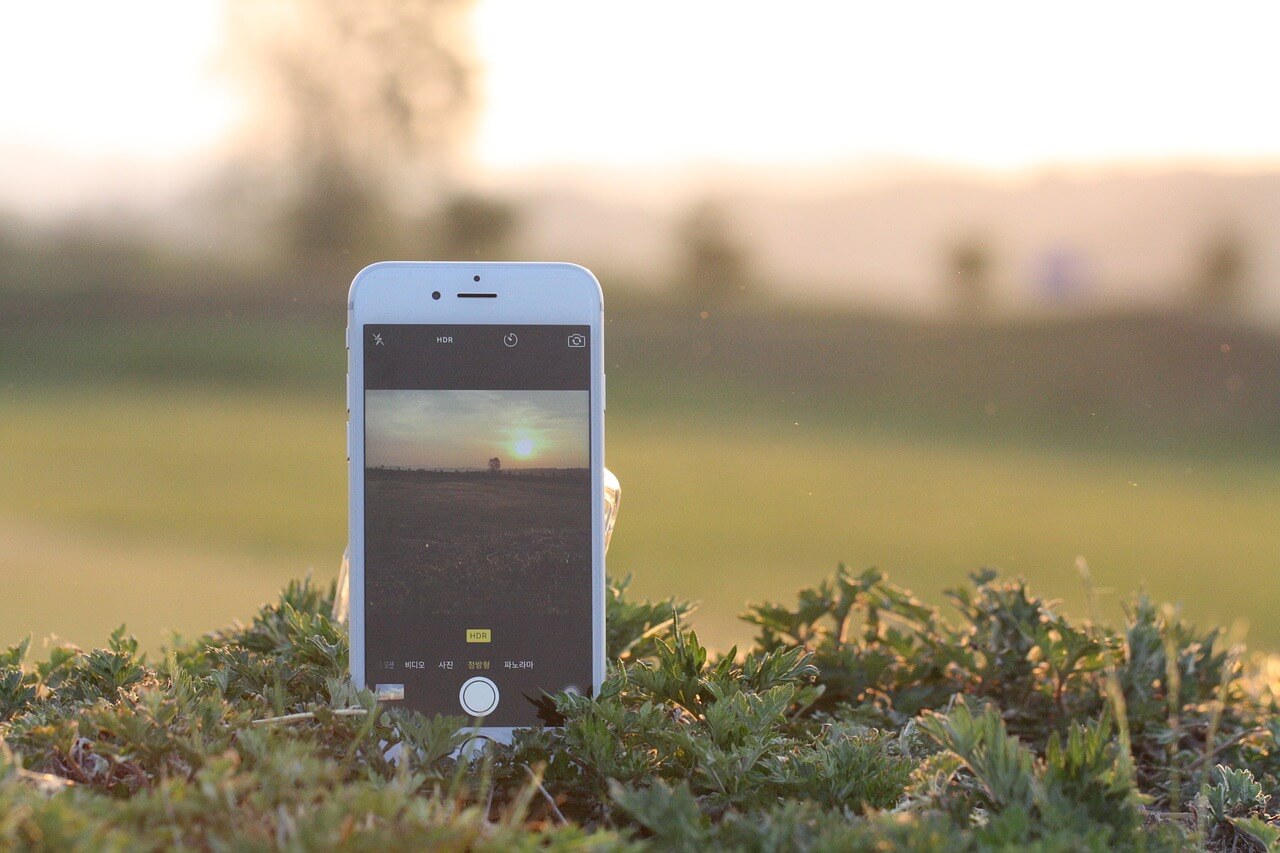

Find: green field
[3,379,1279,652]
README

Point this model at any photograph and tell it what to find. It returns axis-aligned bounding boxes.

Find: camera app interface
[363,324,592,726]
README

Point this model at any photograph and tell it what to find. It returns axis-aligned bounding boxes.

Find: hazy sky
[366,390,588,470]
[1,0,1279,212]
[472,2,1280,172]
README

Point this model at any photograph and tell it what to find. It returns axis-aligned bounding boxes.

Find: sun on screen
[513,437,535,459]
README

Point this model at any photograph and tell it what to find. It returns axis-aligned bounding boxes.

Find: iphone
[347,262,605,742]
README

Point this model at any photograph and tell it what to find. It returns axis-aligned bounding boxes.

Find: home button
[459,677,499,716]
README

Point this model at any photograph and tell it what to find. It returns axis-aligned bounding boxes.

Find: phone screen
[362,323,593,726]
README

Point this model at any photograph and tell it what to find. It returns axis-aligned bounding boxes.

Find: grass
[607,413,1280,648]
[0,386,345,651]
[3,380,1280,653]
[0,385,344,555]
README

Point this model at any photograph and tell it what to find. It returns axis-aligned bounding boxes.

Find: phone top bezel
[347,261,605,743]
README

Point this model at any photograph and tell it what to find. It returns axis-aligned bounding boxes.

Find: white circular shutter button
[459,676,499,716]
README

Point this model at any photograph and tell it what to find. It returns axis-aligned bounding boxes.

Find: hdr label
[466,629,492,643]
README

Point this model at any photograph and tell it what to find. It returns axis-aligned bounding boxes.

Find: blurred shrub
[945,234,994,317]
[675,199,752,307]
[1193,227,1249,315]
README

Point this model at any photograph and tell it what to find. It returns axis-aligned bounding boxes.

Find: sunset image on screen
[362,388,592,622]
[365,389,588,472]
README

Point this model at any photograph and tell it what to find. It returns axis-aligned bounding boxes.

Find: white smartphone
[347,261,606,743]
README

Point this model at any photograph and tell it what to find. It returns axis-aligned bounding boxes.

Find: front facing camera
[432,291,441,300]
[473,275,481,282]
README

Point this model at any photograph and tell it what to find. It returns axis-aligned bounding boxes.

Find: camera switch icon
[567,333,586,348]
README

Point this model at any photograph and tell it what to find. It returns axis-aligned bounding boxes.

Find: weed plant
[2,567,1278,849]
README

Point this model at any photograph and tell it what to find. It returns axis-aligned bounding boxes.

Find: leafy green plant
[1199,764,1278,851]
[1,565,1277,850]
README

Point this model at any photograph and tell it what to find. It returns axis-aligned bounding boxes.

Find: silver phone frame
[346,261,606,743]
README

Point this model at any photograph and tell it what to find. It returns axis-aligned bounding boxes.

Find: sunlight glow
[513,438,536,459]
[1,0,1278,202]
[472,1,1280,173]
[0,1,238,157]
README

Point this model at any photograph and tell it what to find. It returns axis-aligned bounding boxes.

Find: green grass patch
[3,384,1280,652]
[606,414,1280,649]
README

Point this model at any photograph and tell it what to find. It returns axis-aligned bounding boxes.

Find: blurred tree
[946,236,994,317]
[675,200,751,307]
[1193,227,1249,313]
[434,193,519,259]
[226,0,474,271]
[488,457,501,475]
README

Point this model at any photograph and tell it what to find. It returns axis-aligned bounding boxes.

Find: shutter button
[459,677,499,716]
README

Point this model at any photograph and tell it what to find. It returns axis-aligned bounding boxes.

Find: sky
[365,390,588,470]
[0,1,235,209]
[1,1,1279,213]
[471,1,1280,173]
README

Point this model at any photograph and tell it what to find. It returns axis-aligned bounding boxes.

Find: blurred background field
[2,1,1278,652]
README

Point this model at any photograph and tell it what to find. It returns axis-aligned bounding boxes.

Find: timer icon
[503,332,518,347]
